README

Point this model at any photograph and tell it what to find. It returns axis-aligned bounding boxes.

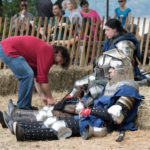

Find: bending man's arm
[34,78,55,106]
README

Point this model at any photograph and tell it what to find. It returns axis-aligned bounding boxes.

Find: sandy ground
[0,89,150,150]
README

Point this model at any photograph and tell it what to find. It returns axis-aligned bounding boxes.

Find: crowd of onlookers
[12,0,133,42]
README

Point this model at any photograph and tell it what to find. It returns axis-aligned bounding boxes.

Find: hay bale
[49,65,93,92]
[135,86,150,130]
[0,65,93,96]
[0,69,18,95]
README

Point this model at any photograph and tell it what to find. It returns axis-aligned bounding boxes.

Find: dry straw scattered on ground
[0,86,150,150]
[0,65,150,149]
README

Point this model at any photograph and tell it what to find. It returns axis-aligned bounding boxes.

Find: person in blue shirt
[114,0,131,27]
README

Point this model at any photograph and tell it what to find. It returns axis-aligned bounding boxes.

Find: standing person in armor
[79,49,144,140]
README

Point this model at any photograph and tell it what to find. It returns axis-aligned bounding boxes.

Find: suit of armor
[79,49,144,139]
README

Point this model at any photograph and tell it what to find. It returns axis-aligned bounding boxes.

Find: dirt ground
[0,88,150,150]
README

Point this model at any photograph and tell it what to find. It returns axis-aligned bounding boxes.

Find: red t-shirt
[1,36,54,83]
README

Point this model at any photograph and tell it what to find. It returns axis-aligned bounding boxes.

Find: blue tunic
[115,7,131,27]
[79,84,144,134]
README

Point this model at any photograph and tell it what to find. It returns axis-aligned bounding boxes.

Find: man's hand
[47,98,55,106]
[79,108,91,118]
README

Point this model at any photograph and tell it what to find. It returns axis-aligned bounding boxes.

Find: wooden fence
[0,16,150,69]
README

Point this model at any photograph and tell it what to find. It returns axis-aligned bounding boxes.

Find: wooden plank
[130,17,134,33]
[0,17,2,37]
[143,22,150,65]
[8,17,13,37]
[46,17,53,43]
[70,18,79,65]
[42,17,48,41]
[31,17,37,36]
[135,17,140,38]
[57,16,64,45]
[52,17,59,45]
[80,18,90,67]
[25,17,31,36]
[14,18,19,36]
[2,17,8,69]
[20,17,25,36]
[96,16,105,60]
[62,17,69,46]
[36,17,42,38]
[140,18,146,54]
[84,17,94,66]
[74,19,84,65]
[90,17,100,65]
[67,17,74,50]
[2,17,8,40]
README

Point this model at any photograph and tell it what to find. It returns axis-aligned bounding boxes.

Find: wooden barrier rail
[0,16,150,69]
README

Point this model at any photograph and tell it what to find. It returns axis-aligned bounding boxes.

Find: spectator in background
[37,0,54,27]
[67,0,82,35]
[61,0,67,15]
[114,0,131,27]
[12,0,34,35]
[49,2,70,41]
[80,0,102,38]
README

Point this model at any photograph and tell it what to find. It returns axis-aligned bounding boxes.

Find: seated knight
[0,49,143,141]
[79,50,144,139]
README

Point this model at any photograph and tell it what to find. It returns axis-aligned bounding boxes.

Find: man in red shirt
[0,36,70,110]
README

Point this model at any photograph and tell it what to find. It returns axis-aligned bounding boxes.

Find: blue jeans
[0,44,34,109]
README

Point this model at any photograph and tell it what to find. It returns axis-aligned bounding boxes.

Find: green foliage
[1,0,38,18]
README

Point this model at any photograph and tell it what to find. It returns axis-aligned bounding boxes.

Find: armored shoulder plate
[115,40,136,60]
[104,80,139,97]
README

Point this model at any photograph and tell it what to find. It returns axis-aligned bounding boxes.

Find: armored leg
[15,119,72,141]
[8,99,38,122]
[60,117,80,136]
[15,124,57,141]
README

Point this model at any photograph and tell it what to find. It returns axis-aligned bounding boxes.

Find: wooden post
[8,17,13,37]
[84,17,94,66]
[14,18,19,36]
[140,18,146,54]
[36,17,42,38]
[90,18,100,65]
[52,17,59,45]
[46,17,53,43]
[25,17,31,36]
[31,17,37,36]
[74,19,84,66]
[130,17,134,33]
[57,16,64,45]
[96,16,105,60]
[70,18,79,65]
[42,17,48,41]
[135,17,140,39]
[20,17,25,36]
[80,18,90,67]
[143,22,150,65]
[62,17,69,46]
[67,17,74,50]
[1,17,8,69]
